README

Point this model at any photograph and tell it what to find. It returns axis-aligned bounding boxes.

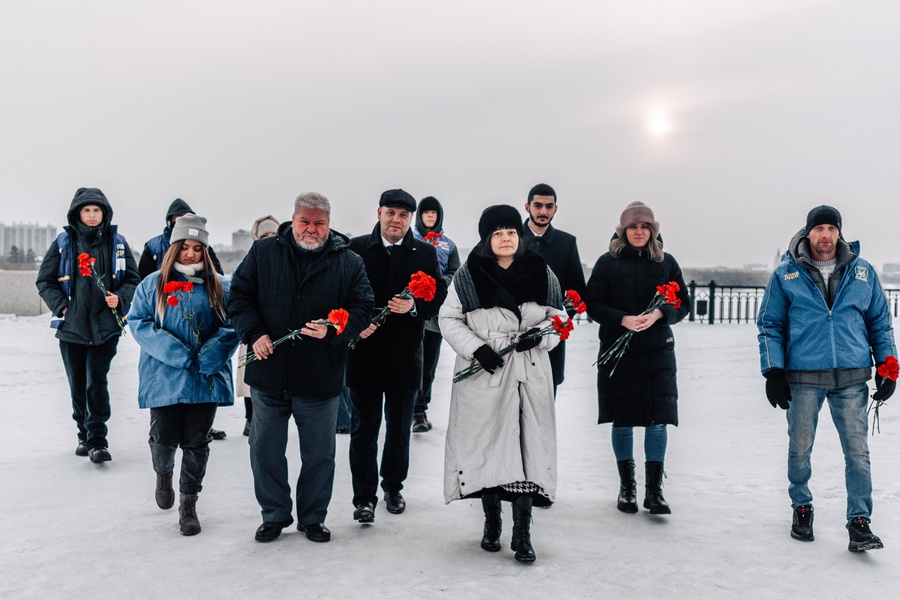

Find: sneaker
[75,441,89,457]
[412,413,432,433]
[847,517,883,552]
[791,505,814,542]
[89,447,112,463]
[209,428,227,440]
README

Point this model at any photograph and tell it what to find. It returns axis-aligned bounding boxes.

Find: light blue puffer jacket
[758,232,895,385]
[128,271,240,408]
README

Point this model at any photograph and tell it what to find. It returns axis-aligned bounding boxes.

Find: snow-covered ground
[1,315,898,599]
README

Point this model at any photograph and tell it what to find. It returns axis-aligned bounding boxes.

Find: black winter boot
[510,496,536,563]
[643,461,671,514]
[179,493,201,536]
[480,490,502,552]
[616,460,638,513]
[155,472,175,510]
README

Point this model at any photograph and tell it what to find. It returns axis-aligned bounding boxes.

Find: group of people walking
[35,186,892,560]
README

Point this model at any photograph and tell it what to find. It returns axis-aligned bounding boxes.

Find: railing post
[688,280,696,322]
[708,280,717,325]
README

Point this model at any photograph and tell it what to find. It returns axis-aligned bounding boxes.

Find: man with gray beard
[229,192,374,543]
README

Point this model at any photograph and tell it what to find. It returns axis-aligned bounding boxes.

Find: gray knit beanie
[170,214,210,247]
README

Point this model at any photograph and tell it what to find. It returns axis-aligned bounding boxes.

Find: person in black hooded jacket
[36,187,140,463]
[583,201,689,516]
[410,195,460,432]
[138,198,223,280]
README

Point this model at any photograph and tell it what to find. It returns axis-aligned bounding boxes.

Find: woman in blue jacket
[128,214,239,536]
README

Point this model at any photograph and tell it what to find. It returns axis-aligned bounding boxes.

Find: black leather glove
[873,366,896,402]
[515,328,542,353]
[473,344,504,374]
[764,368,792,410]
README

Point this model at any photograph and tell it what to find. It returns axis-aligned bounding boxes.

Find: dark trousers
[149,403,217,494]
[59,337,118,450]
[414,330,442,414]
[250,388,340,525]
[548,341,566,398]
[349,389,416,507]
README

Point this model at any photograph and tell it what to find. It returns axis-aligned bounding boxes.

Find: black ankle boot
[644,461,671,514]
[480,491,502,552]
[155,472,175,510]
[510,496,535,563]
[179,493,201,536]
[616,460,638,513]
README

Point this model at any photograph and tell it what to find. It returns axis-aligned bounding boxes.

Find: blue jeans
[349,389,416,507]
[611,424,668,462]
[249,388,339,526]
[786,383,872,522]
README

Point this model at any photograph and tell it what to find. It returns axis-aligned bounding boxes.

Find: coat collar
[365,223,417,251]
[522,219,557,244]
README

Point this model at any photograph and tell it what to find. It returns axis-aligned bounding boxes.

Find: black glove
[515,328,542,353]
[873,366,896,402]
[473,344,504,374]
[764,368,792,410]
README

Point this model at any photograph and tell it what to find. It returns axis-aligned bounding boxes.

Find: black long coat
[35,188,140,346]
[583,245,689,426]
[522,220,586,386]
[346,224,448,392]
[228,223,375,399]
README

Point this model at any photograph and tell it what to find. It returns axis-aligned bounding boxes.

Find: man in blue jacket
[758,205,896,553]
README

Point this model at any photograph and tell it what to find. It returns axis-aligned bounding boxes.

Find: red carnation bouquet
[77,252,126,335]
[314,308,351,335]
[240,307,350,367]
[596,281,682,377]
[564,289,587,315]
[424,232,442,246]
[348,271,437,350]
[869,355,898,434]
[164,280,212,388]
[453,315,574,382]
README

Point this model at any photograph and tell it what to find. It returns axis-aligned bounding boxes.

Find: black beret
[379,189,417,212]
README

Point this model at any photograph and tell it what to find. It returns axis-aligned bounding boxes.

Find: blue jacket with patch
[758,230,895,387]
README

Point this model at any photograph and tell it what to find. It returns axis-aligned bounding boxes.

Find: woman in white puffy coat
[439,205,565,564]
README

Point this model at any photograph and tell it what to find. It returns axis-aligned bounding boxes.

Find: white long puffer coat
[439,283,564,504]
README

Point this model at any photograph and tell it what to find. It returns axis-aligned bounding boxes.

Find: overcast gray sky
[2,0,898,269]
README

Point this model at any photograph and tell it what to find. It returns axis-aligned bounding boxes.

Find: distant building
[0,222,58,259]
[884,263,900,277]
[232,229,252,253]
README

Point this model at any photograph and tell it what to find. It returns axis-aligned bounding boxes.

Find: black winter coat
[228,223,374,399]
[522,220,586,386]
[35,188,140,345]
[346,224,448,392]
[583,244,689,426]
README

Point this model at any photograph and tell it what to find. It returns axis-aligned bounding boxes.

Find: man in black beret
[346,189,448,522]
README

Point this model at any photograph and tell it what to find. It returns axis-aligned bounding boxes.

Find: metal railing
[689,280,900,324]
